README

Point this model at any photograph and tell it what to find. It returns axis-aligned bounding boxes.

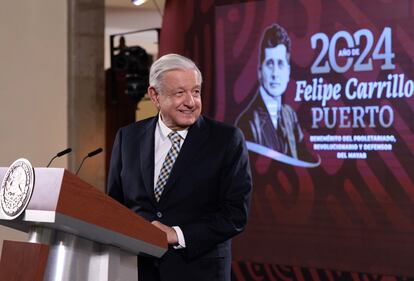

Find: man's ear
[287,63,291,80]
[287,53,291,79]
[148,86,160,110]
[257,66,262,83]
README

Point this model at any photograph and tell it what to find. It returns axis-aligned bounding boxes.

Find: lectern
[0,168,168,281]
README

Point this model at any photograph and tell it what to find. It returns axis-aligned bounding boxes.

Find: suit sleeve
[180,128,252,259]
[107,129,125,204]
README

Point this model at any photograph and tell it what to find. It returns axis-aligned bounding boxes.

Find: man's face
[149,69,202,131]
[259,44,290,98]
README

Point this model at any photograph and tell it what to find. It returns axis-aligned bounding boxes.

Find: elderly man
[107,54,252,281]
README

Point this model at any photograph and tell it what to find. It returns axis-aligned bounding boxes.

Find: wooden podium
[0,168,168,281]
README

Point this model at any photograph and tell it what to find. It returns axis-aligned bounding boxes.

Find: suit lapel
[159,116,209,202]
[139,117,157,203]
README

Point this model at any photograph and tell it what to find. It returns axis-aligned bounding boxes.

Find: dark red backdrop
[159,1,414,280]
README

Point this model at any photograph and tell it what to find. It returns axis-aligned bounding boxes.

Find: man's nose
[271,65,278,79]
[271,71,277,79]
[183,92,195,107]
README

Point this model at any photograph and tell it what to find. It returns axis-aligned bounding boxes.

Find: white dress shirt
[260,86,281,129]
[154,116,187,248]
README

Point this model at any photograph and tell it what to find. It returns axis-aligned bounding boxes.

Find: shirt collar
[259,86,280,128]
[157,115,188,141]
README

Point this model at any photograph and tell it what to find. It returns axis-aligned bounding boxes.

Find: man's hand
[151,220,178,245]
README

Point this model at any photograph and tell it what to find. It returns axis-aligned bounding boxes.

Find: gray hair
[149,54,203,92]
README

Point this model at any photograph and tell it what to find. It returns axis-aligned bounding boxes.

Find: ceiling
[105,0,166,10]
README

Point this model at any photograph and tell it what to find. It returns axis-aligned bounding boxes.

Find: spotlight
[131,0,147,6]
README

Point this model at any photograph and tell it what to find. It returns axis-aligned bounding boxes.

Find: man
[107,54,252,281]
[235,23,305,160]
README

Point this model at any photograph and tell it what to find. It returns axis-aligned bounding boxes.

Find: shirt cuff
[172,226,186,249]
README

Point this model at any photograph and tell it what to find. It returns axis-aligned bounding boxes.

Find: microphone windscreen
[56,148,72,157]
[87,147,103,158]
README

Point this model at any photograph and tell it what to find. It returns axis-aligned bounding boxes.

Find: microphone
[46,148,72,167]
[75,148,103,175]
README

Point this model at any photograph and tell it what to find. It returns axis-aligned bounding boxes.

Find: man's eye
[192,90,201,97]
[175,91,184,97]
[266,60,274,68]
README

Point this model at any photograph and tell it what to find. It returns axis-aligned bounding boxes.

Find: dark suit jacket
[235,91,305,159]
[107,115,252,281]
